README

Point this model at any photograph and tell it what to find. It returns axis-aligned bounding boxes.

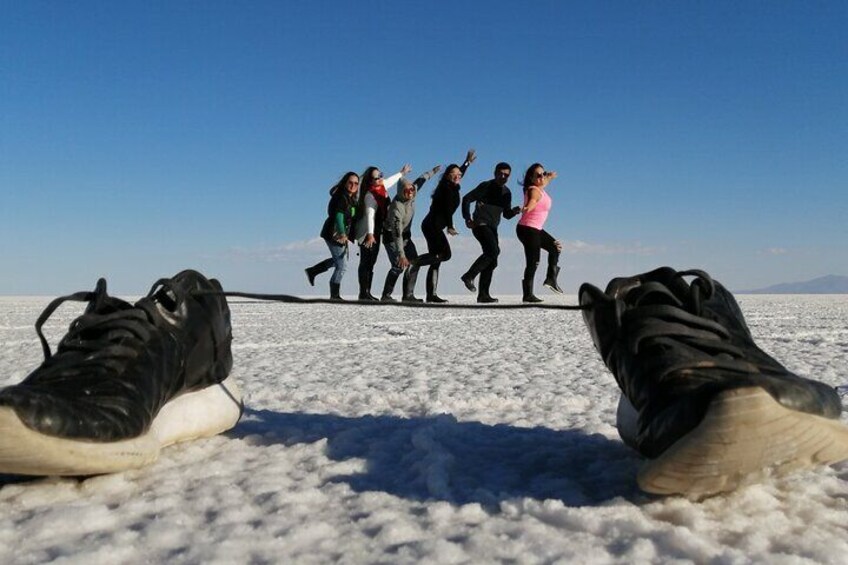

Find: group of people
[305,150,565,304]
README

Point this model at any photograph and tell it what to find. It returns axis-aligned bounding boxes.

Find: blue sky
[2,1,846,296]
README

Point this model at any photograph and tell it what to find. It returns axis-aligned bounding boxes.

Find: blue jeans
[384,238,418,277]
[327,241,348,284]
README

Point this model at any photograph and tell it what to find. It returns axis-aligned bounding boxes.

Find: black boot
[579,267,848,498]
[381,271,400,302]
[305,259,334,287]
[461,257,484,293]
[544,265,564,294]
[476,268,498,303]
[522,279,543,303]
[402,266,423,303]
[329,281,343,301]
[426,265,447,303]
[358,269,378,301]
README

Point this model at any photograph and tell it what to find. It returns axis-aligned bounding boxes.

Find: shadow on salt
[232,408,643,509]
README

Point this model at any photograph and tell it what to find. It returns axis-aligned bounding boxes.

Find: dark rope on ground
[197,290,589,311]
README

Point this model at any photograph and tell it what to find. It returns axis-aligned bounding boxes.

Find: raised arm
[383,164,413,192]
[539,170,557,189]
[459,148,476,176]
[414,165,442,190]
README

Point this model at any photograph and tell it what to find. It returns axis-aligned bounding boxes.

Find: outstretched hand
[430,165,442,176]
[466,149,477,164]
[400,163,413,176]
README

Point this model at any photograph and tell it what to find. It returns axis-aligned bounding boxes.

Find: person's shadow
[231,408,644,508]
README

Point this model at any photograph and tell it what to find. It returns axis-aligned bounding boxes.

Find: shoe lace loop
[620,271,758,381]
[34,279,153,366]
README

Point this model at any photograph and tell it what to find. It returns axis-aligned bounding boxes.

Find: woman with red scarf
[353,163,412,300]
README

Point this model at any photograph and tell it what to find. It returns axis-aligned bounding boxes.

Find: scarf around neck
[369,184,390,217]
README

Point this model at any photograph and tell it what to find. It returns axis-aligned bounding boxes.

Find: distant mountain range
[738,275,848,294]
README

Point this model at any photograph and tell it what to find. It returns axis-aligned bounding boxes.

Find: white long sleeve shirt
[354,171,402,243]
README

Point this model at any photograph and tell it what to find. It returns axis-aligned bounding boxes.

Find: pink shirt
[518,187,552,230]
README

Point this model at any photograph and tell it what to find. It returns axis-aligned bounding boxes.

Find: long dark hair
[360,166,380,193]
[355,165,380,215]
[329,171,359,199]
[433,163,461,197]
[521,163,544,194]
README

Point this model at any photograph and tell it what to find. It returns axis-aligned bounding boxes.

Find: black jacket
[422,161,470,231]
[461,180,519,228]
[320,191,357,245]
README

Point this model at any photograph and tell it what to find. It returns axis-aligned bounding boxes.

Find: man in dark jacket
[460,162,520,303]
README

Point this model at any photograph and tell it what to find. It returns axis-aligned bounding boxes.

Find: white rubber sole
[543,282,564,295]
[638,386,848,499]
[0,376,243,476]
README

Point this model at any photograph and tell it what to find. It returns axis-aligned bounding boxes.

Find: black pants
[358,233,382,279]
[463,225,500,297]
[516,224,559,281]
[421,216,452,263]
[467,225,500,277]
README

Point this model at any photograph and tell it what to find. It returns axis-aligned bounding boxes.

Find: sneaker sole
[0,376,243,476]
[638,386,848,499]
[543,282,564,294]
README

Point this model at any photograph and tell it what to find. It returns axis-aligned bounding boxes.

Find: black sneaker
[0,270,243,476]
[543,278,564,294]
[580,266,848,498]
[543,266,564,294]
[461,274,477,293]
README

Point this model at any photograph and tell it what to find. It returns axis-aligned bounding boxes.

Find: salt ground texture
[1,293,847,564]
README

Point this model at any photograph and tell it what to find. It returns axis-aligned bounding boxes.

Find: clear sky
[2,1,846,296]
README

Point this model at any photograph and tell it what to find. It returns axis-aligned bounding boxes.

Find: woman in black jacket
[305,172,360,300]
[418,149,476,302]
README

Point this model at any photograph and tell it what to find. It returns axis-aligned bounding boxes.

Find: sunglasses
[373,172,383,180]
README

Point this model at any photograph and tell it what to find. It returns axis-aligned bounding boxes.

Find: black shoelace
[34,279,157,380]
[619,270,777,381]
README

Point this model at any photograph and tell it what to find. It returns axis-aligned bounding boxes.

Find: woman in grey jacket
[380,165,441,302]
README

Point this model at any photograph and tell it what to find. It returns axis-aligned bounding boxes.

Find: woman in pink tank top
[516,163,564,302]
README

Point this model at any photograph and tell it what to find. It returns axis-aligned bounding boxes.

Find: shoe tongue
[84,278,134,315]
[625,282,684,308]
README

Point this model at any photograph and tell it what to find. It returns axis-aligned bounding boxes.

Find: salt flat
[1,294,847,564]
